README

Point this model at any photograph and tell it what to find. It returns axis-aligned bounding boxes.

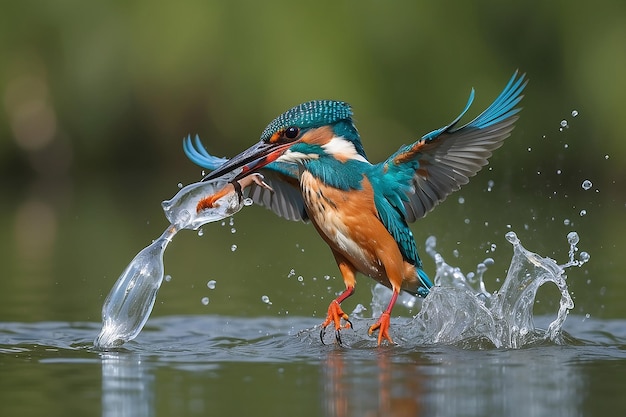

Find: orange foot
[320,300,353,345]
[368,312,394,346]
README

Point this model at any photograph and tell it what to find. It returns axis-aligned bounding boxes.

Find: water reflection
[322,346,584,417]
[424,348,584,416]
[100,352,154,417]
[323,349,424,417]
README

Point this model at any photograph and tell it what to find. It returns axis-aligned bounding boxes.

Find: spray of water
[392,231,589,348]
[94,171,260,349]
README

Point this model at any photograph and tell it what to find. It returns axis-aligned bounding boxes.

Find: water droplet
[571,110,578,117]
[207,280,216,289]
[464,218,470,224]
[287,269,296,278]
[229,218,235,226]
[490,243,497,252]
[201,297,209,305]
[230,228,236,234]
[323,275,331,281]
[243,198,254,206]
[505,231,519,244]
[261,295,272,305]
[563,218,571,226]
[579,209,587,216]
[452,249,459,258]
[527,147,532,152]
[560,120,568,128]
[297,275,304,282]
[487,180,494,192]
[556,169,562,175]
[177,182,183,189]
[567,231,579,246]
[458,196,465,204]
[579,251,590,263]
[230,244,238,252]
[581,180,592,190]
[351,303,367,316]
[604,154,609,160]
[165,274,172,282]
[197,228,204,237]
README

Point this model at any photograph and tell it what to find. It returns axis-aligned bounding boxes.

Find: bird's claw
[368,312,394,346]
[320,300,352,345]
[230,173,273,204]
[320,321,353,346]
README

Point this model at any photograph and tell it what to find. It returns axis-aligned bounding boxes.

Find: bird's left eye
[284,126,300,139]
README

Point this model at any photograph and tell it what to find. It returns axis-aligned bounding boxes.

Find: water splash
[395,231,589,348]
[95,171,261,349]
[161,170,246,230]
[94,227,173,348]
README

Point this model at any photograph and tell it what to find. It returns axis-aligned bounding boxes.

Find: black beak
[202,140,289,182]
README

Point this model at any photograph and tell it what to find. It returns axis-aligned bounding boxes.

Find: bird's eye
[284,126,300,139]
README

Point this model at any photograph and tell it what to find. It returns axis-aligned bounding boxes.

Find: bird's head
[203,100,367,181]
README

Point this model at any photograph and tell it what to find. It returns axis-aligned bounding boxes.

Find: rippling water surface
[2,230,626,417]
[2,314,626,417]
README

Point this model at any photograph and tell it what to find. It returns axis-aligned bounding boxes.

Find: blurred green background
[1,0,624,324]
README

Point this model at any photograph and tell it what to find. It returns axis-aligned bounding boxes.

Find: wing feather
[382,71,527,223]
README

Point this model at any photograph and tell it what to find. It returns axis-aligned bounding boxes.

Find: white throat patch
[322,137,369,163]
[277,149,318,163]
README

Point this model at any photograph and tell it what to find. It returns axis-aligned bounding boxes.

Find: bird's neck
[277,135,370,191]
[302,150,369,191]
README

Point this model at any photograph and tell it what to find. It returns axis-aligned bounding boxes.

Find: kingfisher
[184,71,527,345]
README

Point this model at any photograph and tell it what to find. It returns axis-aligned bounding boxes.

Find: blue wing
[369,170,433,296]
[383,71,527,222]
[182,135,307,221]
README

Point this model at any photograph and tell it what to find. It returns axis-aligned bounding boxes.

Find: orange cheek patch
[302,126,334,145]
[269,131,283,144]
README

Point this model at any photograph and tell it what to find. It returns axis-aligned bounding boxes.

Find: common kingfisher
[184,71,527,345]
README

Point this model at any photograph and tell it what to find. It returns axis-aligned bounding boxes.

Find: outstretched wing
[382,71,527,223]
[183,135,308,221]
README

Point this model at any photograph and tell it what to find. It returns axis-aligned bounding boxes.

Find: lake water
[2,314,626,417]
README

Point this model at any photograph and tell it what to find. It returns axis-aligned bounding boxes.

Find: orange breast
[300,171,417,290]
